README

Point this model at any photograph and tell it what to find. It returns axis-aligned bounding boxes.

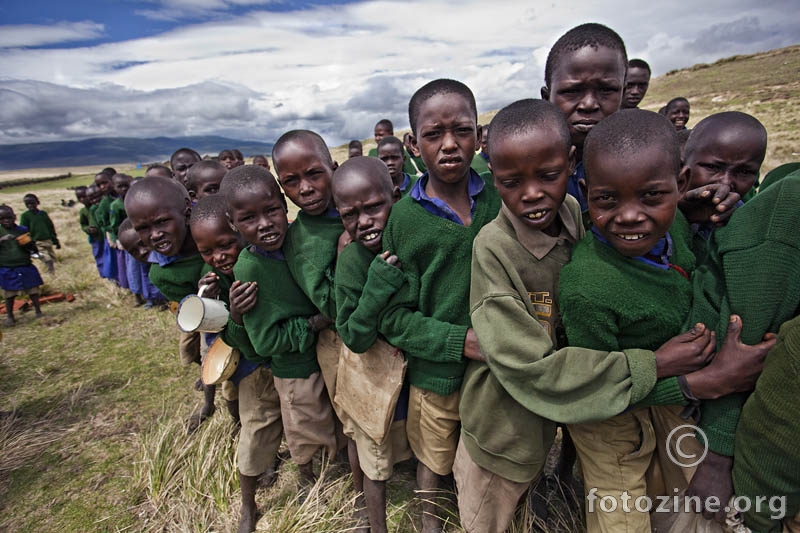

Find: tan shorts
[316,328,350,449]
[352,419,413,481]
[35,240,56,263]
[1,286,40,299]
[406,386,460,476]
[453,439,531,533]
[237,366,283,477]
[178,330,201,366]
[648,405,701,498]
[273,371,338,465]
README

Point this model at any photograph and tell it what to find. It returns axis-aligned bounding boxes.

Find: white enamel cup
[176,284,230,333]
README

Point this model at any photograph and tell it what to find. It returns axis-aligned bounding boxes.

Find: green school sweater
[377,177,502,395]
[688,175,800,456]
[0,225,32,267]
[334,241,406,353]
[233,247,320,378]
[368,147,419,176]
[283,211,344,322]
[95,195,113,233]
[410,154,427,174]
[148,254,206,303]
[559,213,698,407]
[470,152,490,176]
[78,206,99,242]
[733,315,800,533]
[19,209,57,243]
[108,197,127,242]
[462,198,658,483]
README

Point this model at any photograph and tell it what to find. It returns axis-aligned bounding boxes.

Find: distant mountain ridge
[0,136,274,171]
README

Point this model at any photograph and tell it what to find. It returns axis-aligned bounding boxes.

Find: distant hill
[0,136,274,171]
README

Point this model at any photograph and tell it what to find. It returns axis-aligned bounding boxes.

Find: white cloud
[0,21,105,48]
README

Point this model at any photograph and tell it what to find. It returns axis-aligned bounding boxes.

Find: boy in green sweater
[94,170,118,281]
[375,78,499,532]
[376,136,418,196]
[21,193,59,274]
[124,177,211,431]
[558,109,777,532]
[332,156,411,533]
[76,186,104,277]
[189,195,279,533]
[109,174,133,293]
[185,160,226,202]
[368,119,419,177]
[222,165,337,490]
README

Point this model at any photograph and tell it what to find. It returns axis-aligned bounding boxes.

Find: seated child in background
[20,193,59,275]
[251,155,271,170]
[170,147,202,185]
[188,194,277,533]
[469,123,490,176]
[124,177,211,432]
[185,160,226,202]
[368,119,419,176]
[665,96,690,131]
[332,156,411,533]
[219,149,237,171]
[144,164,173,180]
[221,165,337,489]
[94,170,118,281]
[0,204,44,326]
[109,174,133,293]
[558,109,776,532]
[348,140,363,159]
[376,78,500,533]
[118,219,165,310]
[76,186,104,277]
[376,135,418,195]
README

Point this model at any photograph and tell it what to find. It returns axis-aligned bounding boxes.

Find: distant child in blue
[20,193,59,275]
[94,170,118,281]
[0,204,43,326]
[109,174,133,291]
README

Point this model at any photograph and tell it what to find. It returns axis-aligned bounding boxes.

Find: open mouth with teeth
[153,240,173,253]
[260,233,282,245]
[525,209,549,221]
[217,262,235,273]
[616,233,647,241]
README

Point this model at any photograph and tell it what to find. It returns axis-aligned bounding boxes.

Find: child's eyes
[499,179,519,189]
[699,162,722,172]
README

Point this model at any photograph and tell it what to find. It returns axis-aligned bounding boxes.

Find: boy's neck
[178,234,198,256]
[425,171,471,205]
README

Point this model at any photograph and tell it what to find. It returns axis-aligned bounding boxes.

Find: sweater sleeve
[291,249,337,320]
[470,245,657,422]
[335,249,406,353]
[19,212,31,230]
[79,209,92,236]
[108,203,126,242]
[221,319,264,364]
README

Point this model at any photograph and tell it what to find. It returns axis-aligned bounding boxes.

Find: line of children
[20,193,59,275]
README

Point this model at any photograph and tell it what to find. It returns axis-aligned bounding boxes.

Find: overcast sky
[0,0,798,147]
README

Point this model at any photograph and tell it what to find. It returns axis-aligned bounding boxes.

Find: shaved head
[333,156,394,201]
[125,176,190,214]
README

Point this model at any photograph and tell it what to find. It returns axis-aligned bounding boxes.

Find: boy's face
[253,156,270,170]
[95,174,112,194]
[188,170,224,201]
[480,128,489,155]
[682,128,764,196]
[191,217,243,276]
[171,152,199,183]
[335,175,399,253]
[374,124,392,143]
[348,147,362,159]
[76,190,89,206]
[118,229,151,263]
[24,197,38,211]
[491,129,574,236]
[412,93,478,185]
[0,208,15,229]
[145,166,173,180]
[274,138,334,216]
[667,101,690,130]
[113,177,131,199]
[586,146,686,257]
[622,67,650,109]
[542,45,626,150]
[126,197,190,257]
[228,182,289,253]
[90,189,103,205]
[219,152,237,170]
[377,143,405,185]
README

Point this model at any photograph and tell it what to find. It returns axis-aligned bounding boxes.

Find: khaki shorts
[316,328,350,449]
[237,366,283,477]
[178,330,201,366]
[406,386,460,476]
[648,405,701,498]
[35,240,56,264]
[453,439,532,533]
[352,419,413,481]
[1,286,40,299]
[273,371,338,465]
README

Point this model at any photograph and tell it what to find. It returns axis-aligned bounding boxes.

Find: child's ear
[579,177,587,201]
[391,186,401,203]
[331,160,339,171]
[226,212,238,233]
[567,145,577,176]
[677,166,691,196]
[409,133,419,152]
[540,86,550,100]
[475,124,483,144]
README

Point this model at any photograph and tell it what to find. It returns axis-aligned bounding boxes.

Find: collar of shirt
[399,173,411,193]
[322,205,340,218]
[409,169,485,225]
[251,245,285,261]
[567,161,587,213]
[591,226,674,270]
[480,151,489,162]
[148,250,183,266]
[501,201,580,260]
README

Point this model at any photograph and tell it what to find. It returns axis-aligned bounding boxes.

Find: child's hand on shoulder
[336,230,352,256]
[198,272,220,298]
[680,183,741,226]
[308,313,332,333]
[380,250,402,270]
[229,280,258,325]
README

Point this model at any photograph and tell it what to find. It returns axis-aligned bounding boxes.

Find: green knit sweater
[95,195,113,233]
[733,315,800,532]
[19,209,57,243]
[334,242,406,353]
[147,253,206,303]
[0,225,32,267]
[688,175,800,456]
[559,213,697,407]
[377,177,502,395]
[462,198,658,483]
[78,207,99,242]
[283,211,344,322]
[233,247,320,378]
[108,198,127,242]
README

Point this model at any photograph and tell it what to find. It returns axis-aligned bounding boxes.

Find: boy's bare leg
[364,477,388,533]
[347,437,363,492]
[238,473,258,533]
[188,384,216,434]
[298,461,316,486]
[29,294,42,317]
[417,462,443,533]
[3,297,15,326]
